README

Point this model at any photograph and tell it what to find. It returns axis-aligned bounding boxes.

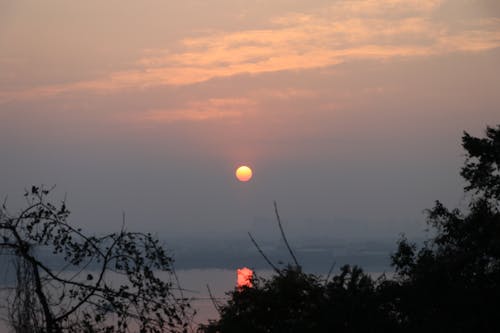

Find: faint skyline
[1,0,499,239]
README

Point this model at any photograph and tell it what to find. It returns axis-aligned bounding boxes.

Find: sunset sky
[1,0,499,240]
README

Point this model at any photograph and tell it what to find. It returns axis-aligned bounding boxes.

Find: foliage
[199,265,397,333]
[0,186,193,333]
[461,125,500,201]
[391,125,500,331]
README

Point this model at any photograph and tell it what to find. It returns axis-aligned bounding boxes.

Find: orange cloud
[138,98,255,123]
[2,0,499,103]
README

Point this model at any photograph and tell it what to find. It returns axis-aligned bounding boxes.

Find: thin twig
[206,284,222,315]
[273,201,300,267]
[248,232,281,275]
[324,261,336,286]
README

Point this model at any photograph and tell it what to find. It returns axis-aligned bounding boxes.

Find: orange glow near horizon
[237,267,253,289]
[235,165,253,182]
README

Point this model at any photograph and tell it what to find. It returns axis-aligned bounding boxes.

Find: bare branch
[273,201,300,268]
[248,232,281,275]
[206,284,222,316]
[324,261,336,286]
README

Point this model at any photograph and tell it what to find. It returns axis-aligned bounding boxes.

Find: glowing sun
[235,165,253,182]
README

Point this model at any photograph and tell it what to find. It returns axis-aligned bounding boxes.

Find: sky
[1,0,500,242]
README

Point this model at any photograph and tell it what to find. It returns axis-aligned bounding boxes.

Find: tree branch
[273,201,300,268]
[248,232,281,275]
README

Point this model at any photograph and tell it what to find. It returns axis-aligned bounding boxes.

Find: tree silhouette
[461,126,500,200]
[0,186,193,333]
[199,264,398,333]
[391,125,500,331]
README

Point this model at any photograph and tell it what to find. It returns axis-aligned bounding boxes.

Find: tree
[461,125,500,201]
[391,125,500,331]
[0,186,193,333]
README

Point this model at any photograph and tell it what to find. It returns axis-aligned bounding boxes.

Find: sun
[235,165,253,182]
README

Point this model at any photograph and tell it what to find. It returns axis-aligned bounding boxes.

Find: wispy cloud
[136,98,255,123]
[2,0,499,103]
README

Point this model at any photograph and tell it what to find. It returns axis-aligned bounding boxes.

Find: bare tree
[0,186,193,333]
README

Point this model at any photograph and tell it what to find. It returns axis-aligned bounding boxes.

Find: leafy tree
[391,125,500,331]
[461,125,500,201]
[0,186,193,333]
